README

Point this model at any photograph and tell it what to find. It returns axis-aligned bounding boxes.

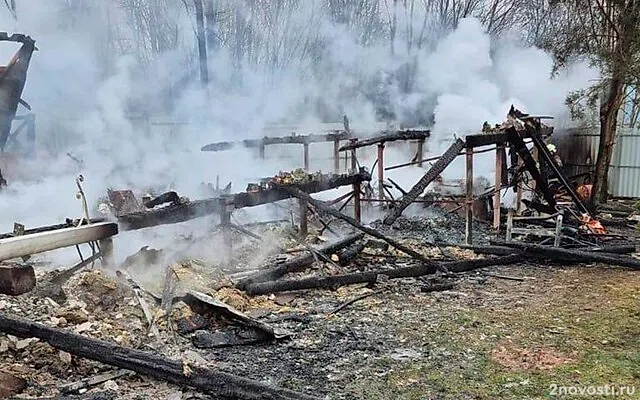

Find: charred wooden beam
[117,198,222,231]
[383,138,465,225]
[0,313,318,400]
[338,130,430,151]
[507,128,557,209]
[236,233,364,289]
[118,171,370,231]
[201,132,349,152]
[278,186,444,272]
[245,254,523,295]
[465,130,532,148]
[0,33,36,151]
[0,222,118,262]
[494,240,640,269]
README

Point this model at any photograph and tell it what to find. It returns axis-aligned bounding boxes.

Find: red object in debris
[576,184,593,201]
[579,214,607,235]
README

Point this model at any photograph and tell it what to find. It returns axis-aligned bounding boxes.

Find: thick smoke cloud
[0,1,597,264]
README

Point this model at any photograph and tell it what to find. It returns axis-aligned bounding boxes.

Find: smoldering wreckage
[0,34,639,400]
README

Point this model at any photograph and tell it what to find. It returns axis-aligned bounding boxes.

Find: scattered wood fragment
[0,264,36,295]
[328,289,386,315]
[484,273,527,282]
[278,186,445,273]
[420,283,455,293]
[495,241,640,269]
[0,313,319,400]
[236,233,363,289]
[245,254,522,295]
[182,291,290,340]
[383,138,465,226]
[133,288,160,337]
[59,369,134,394]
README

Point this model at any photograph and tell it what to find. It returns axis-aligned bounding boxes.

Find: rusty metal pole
[465,146,474,245]
[333,139,340,173]
[493,144,504,230]
[303,143,310,171]
[377,143,385,200]
[417,139,425,167]
[299,198,308,237]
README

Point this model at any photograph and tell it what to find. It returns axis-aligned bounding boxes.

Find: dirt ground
[1,217,639,400]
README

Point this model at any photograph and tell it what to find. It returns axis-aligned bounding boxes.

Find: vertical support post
[377,143,385,200]
[99,238,114,266]
[416,139,425,167]
[220,199,233,259]
[506,209,514,242]
[299,198,308,237]
[351,140,361,222]
[303,143,310,171]
[554,214,563,247]
[465,146,474,245]
[259,143,265,160]
[493,144,504,230]
[516,157,524,214]
[333,139,340,173]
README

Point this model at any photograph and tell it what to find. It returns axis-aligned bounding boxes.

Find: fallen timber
[494,241,640,269]
[117,170,371,231]
[278,186,446,272]
[244,254,523,295]
[0,222,118,262]
[236,233,364,289]
[201,131,349,152]
[0,313,319,400]
[337,130,430,151]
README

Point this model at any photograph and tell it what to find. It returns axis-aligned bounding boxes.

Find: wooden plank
[338,130,430,151]
[0,222,118,262]
[201,132,349,152]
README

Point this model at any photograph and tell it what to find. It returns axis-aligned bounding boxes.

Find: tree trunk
[592,75,625,208]
[194,0,209,87]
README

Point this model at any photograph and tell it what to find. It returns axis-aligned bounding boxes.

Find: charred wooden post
[299,198,308,237]
[303,143,310,171]
[333,139,340,173]
[350,139,361,222]
[493,144,505,230]
[465,146,474,245]
[416,139,425,167]
[259,144,265,159]
[0,314,319,400]
[377,143,385,200]
[220,198,233,253]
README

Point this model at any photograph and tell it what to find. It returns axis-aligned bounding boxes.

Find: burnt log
[245,254,523,295]
[279,186,444,272]
[0,264,35,295]
[236,233,364,289]
[0,313,319,400]
[383,138,465,225]
[494,241,640,269]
